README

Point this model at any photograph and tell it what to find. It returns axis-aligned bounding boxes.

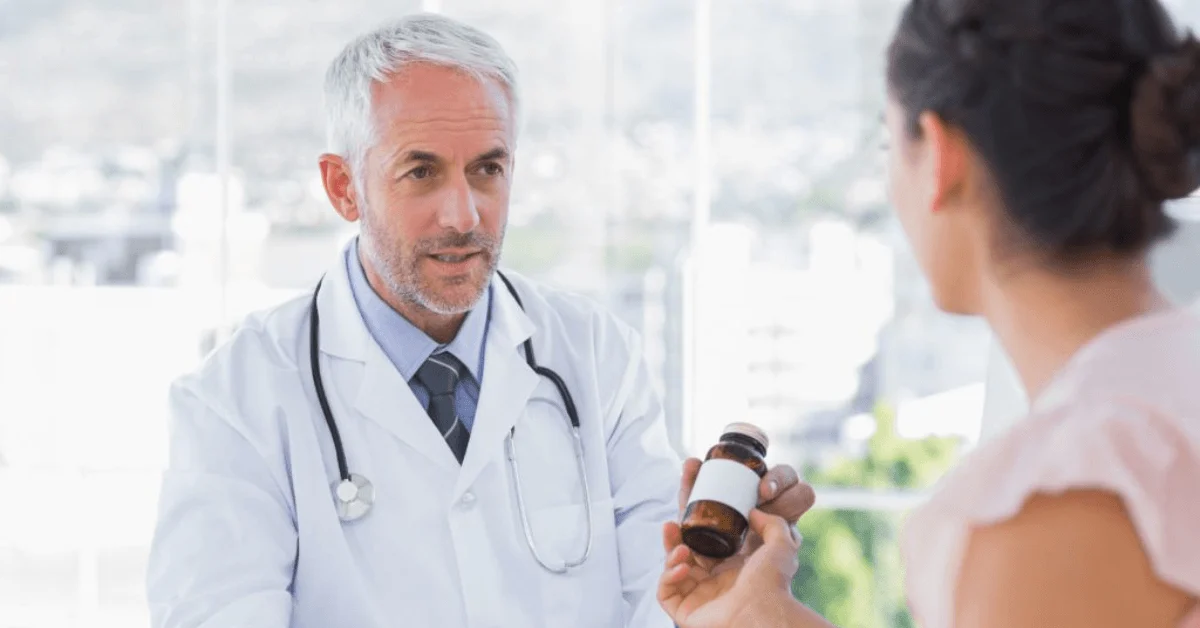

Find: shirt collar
[345,237,490,384]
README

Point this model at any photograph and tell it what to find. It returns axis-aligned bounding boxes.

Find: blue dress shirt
[345,238,491,432]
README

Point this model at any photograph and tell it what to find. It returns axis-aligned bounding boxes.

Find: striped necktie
[414,352,470,463]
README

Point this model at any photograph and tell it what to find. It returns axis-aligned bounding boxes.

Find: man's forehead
[371,113,513,165]
[370,63,514,126]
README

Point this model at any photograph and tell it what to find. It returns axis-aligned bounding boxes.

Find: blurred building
[673,220,899,466]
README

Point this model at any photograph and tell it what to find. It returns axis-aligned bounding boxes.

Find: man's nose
[438,175,481,233]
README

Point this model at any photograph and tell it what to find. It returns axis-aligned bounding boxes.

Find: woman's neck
[981,259,1170,401]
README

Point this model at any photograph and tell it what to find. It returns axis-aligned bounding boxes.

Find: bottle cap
[721,422,769,451]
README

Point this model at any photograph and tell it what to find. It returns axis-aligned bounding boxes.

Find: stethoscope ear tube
[309,277,351,483]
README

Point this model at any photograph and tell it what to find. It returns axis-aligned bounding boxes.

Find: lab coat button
[460,491,476,507]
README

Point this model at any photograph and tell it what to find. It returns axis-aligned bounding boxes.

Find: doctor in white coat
[146,13,814,628]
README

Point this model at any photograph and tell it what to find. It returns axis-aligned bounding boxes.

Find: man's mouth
[429,251,481,263]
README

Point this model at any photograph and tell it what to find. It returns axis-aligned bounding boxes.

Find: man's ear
[318,153,360,222]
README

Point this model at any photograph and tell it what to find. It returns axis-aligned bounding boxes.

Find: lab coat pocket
[527,499,624,628]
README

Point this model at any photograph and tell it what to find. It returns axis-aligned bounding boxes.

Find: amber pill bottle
[680,422,769,559]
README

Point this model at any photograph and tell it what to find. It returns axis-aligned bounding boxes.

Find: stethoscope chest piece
[333,473,375,522]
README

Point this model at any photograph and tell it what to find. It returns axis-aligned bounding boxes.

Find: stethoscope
[308,271,593,574]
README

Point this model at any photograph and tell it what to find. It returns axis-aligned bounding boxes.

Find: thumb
[748,509,801,554]
[746,510,802,587]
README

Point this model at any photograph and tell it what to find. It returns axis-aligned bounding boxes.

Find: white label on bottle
[686,458,761,520]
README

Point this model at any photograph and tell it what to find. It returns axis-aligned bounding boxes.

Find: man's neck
[360,252,466,345]
[390,297,466,345]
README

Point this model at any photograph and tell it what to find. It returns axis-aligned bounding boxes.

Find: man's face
[357,63,515,315]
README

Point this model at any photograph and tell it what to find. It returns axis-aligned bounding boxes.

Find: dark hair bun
[887,0,1196,259]
[1130,35,1200,201]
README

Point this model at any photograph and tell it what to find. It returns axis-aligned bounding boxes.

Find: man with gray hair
[146,13,813,628]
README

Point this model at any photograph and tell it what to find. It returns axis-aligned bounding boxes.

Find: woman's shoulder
[952,303,1200,513]
[904,401,1200,626]
[902,304,1200,627]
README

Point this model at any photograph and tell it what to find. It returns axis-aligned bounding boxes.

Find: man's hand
[677,457,815,558]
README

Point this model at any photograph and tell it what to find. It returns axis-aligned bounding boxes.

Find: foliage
[792,404,960,627]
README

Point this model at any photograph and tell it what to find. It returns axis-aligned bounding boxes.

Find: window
[2,1,1198,626]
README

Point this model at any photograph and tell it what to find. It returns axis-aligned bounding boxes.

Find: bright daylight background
[2,0,1200,626]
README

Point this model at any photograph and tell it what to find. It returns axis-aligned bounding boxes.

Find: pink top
[902,302,1200,628]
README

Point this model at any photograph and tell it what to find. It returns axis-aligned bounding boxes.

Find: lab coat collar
[315,247,540,481]
[455,272,539,494]
[485,269,536,353]
[314,242,371,362]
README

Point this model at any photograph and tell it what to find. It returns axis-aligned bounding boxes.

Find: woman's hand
[659,457,834,628]
[658,509,807,628]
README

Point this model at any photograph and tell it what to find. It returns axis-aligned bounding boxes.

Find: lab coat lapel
[354,343,462,471]
[315,248,460,472]
[455,273,538,495]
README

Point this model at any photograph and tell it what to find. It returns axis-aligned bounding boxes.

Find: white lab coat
[146,254,682,628]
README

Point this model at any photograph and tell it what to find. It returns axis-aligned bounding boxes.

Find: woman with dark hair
[658,0,1200,626]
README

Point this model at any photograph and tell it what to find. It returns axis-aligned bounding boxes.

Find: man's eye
[409,166,433,180]
[479,163,504,176]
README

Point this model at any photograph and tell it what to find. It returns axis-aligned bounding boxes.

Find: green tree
[792,404,960,627]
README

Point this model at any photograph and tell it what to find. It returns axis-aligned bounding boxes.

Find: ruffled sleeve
[903,399,1200,627]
